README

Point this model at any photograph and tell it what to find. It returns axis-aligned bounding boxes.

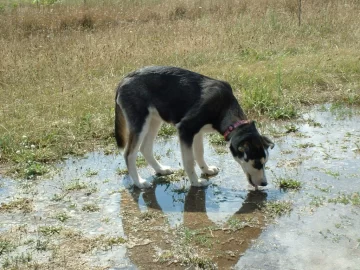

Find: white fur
[125,114,152,189]
[180,139,210,187]
[140,108,173,176]
[125,108,174,188]
[125,109,220,188]
[193,131,219,176]
[234,149,269,187]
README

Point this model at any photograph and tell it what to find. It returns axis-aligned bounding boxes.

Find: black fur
[229,121,272,166]
[116,66,246,147]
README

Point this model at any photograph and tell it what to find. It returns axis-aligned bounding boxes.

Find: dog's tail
[114,93,127,149]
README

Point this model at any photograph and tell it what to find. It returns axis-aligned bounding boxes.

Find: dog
[115,66,274,189]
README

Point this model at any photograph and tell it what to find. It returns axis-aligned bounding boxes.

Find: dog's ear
[261,136,275,149]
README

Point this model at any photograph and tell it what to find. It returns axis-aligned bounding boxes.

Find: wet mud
[0,105,359,269]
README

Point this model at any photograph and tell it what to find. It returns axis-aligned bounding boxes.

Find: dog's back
[115,66,242,134]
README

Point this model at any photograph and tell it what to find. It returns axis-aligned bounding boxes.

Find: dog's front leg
[193,132,219,176]
[180,140,210,187]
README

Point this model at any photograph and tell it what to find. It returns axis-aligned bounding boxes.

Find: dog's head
[229,122,274,189]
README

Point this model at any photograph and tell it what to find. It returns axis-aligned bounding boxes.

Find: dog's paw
[156,166,174,176]
[202,166,219,176]
[134,178,152,189]
[191,178,211,187]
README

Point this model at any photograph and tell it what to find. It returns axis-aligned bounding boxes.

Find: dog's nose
[260,181,267,187]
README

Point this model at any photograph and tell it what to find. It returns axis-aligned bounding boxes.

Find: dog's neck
[218,108,249,141]
[223,119,250,140]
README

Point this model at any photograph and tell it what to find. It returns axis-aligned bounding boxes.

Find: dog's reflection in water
[123,183,268,269]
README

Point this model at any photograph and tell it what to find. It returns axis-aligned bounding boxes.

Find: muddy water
[0,105,359,269]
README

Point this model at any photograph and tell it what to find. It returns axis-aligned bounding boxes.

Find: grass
[0,0,360,176]
[101,236,126,250]
[139,211,161,221]
[276,177,302,190]
[116,168,128,175]
[158,124,177,138]
[53,212,71,222]
[328,192,360,206]
[0,198,33,213]
[226,217,258,231]
[208,133,226,146]
[136,156,147,168]
[0,240,14,255]
[297,142,316,148]
[2,252,32,269]
[264,200,293,218]
[81,203,100,212]
[84,168,98,177]
[64,178,88,191]
[154,169,186,184]
[39,226,62,236]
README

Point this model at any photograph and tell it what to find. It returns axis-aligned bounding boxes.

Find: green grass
[264,200,293,218]
[154,169,186,184]
[208,133,226,146]
[309,195,326,207]
[136,156,147,168]
[64,178,88,191]
[81,203,100,212]
[53,212,71,222]
[328,192,360,206]
[0,0,360,176]
[227,217,258,231]
[85,168,98,177]
[0,240,14,255]
[0,198,33,213]
[101,236,126,249]
[2,252,32,269]
[297,142,316,148]
[116,168,128,175]
[183,228,213,248]
[158,124,177,138]
[324,170,340,179]
[276,178,302,190]
[51,192,68,202]
[39,226,62,236]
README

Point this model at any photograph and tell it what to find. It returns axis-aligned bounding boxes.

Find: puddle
[0,105,359,269]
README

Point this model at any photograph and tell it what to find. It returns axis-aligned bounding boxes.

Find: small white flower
[31,145,36,149]
[16,150,21,154]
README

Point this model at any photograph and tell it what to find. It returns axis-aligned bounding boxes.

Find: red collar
[223,120,250,140]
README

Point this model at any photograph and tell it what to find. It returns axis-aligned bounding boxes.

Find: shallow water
[0,105,359,269]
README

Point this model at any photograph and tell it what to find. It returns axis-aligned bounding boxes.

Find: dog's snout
[260,181,267,187]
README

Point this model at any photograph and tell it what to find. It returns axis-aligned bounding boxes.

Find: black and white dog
[115,66,274,189]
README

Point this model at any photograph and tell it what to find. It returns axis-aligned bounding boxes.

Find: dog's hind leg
[125,119,152,189]
[140,116,173,176]
[193,132,219,176]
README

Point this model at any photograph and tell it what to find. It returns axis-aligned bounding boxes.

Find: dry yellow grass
[0,0,359,176]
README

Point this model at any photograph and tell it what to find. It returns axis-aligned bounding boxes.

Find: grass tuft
[81,203,100,212]
[264,200,293,218]
[275,178,302,190]
[158,124,177,138]
[0,240,14,255]
[0,198,33,213]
